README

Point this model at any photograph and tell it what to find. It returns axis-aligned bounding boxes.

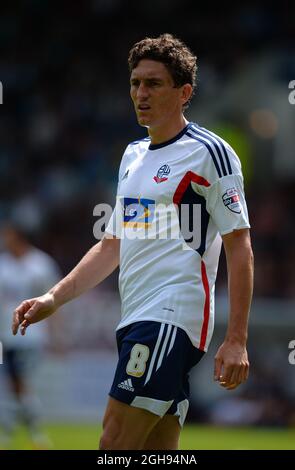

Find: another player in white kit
[12,34,254,450]
[0,223,60,448]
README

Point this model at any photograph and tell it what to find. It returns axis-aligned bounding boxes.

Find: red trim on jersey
[172,171,211,350]
[173,171,210,205]
[200,260,210,351]
[153,176,168,184]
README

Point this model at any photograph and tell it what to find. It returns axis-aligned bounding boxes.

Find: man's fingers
[214,357,222,381]
[20,319,30,336]
[219,377,239,390]
[233,361,249,385]
[241,362,249,383]
[12,312,21,335]
[12,302,28,335]
[24,301,40,322]
[219,365,239,389]
[221,365,234,385]
[16,300,32,315]
[238,366,246,384]
[12,299,34,335]
[229,366,241,386]
[12,296,52,336]
[214,342,250,390]
[220,364,249,390]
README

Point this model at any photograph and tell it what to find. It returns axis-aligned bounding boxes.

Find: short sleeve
[105,196,123,238]
[204,174,250,235]
[104,145,130,238]
[191,143,250,235]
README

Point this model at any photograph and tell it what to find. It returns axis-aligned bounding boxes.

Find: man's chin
[137,117,151,128]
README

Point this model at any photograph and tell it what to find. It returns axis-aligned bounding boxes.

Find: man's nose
[137,82,149,99]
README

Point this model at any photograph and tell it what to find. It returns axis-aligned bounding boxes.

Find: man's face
[130,59,185,129]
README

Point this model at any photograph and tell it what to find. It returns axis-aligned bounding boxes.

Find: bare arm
[214,228,254,390]
[49,234,120,306]
[12,235,120,336]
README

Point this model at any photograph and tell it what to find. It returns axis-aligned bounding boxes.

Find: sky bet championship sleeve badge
[222,187,241,213]
[153,164,170,184]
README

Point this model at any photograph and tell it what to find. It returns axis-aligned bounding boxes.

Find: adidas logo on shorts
[118,378,134,392]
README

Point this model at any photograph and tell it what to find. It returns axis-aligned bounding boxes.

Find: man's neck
[148,116,188,145]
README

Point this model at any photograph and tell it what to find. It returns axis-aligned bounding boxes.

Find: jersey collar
[148,123,191,151]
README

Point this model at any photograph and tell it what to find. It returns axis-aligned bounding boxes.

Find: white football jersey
[106,122,250,351]
[0,248,60,348]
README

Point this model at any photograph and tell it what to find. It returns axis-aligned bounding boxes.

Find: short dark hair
[128,33,197,108]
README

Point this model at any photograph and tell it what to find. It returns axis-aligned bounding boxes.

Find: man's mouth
[138,104,151,111]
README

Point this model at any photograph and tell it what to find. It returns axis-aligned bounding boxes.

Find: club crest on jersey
[222,187,241,213]
[153,164,170,184]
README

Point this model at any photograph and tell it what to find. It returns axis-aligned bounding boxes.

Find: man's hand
[214,340,249,390]
[12,292,58,336]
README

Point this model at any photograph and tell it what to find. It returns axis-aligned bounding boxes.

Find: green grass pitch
[6,423,295,450]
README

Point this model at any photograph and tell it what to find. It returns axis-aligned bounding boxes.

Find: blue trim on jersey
[148,123,190,150]
[193,124,233,175]
[186,131,222,178]
[129,137,151,146]
[175,179,210,256]
[189,124,228,177]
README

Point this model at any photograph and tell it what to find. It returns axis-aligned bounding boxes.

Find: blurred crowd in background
[0,1,295,435]
[1,1,294,296]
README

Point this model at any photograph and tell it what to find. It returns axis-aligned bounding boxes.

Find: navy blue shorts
[109,321,205,426]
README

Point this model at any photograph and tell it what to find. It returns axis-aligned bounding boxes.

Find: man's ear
[181,84,193,106]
